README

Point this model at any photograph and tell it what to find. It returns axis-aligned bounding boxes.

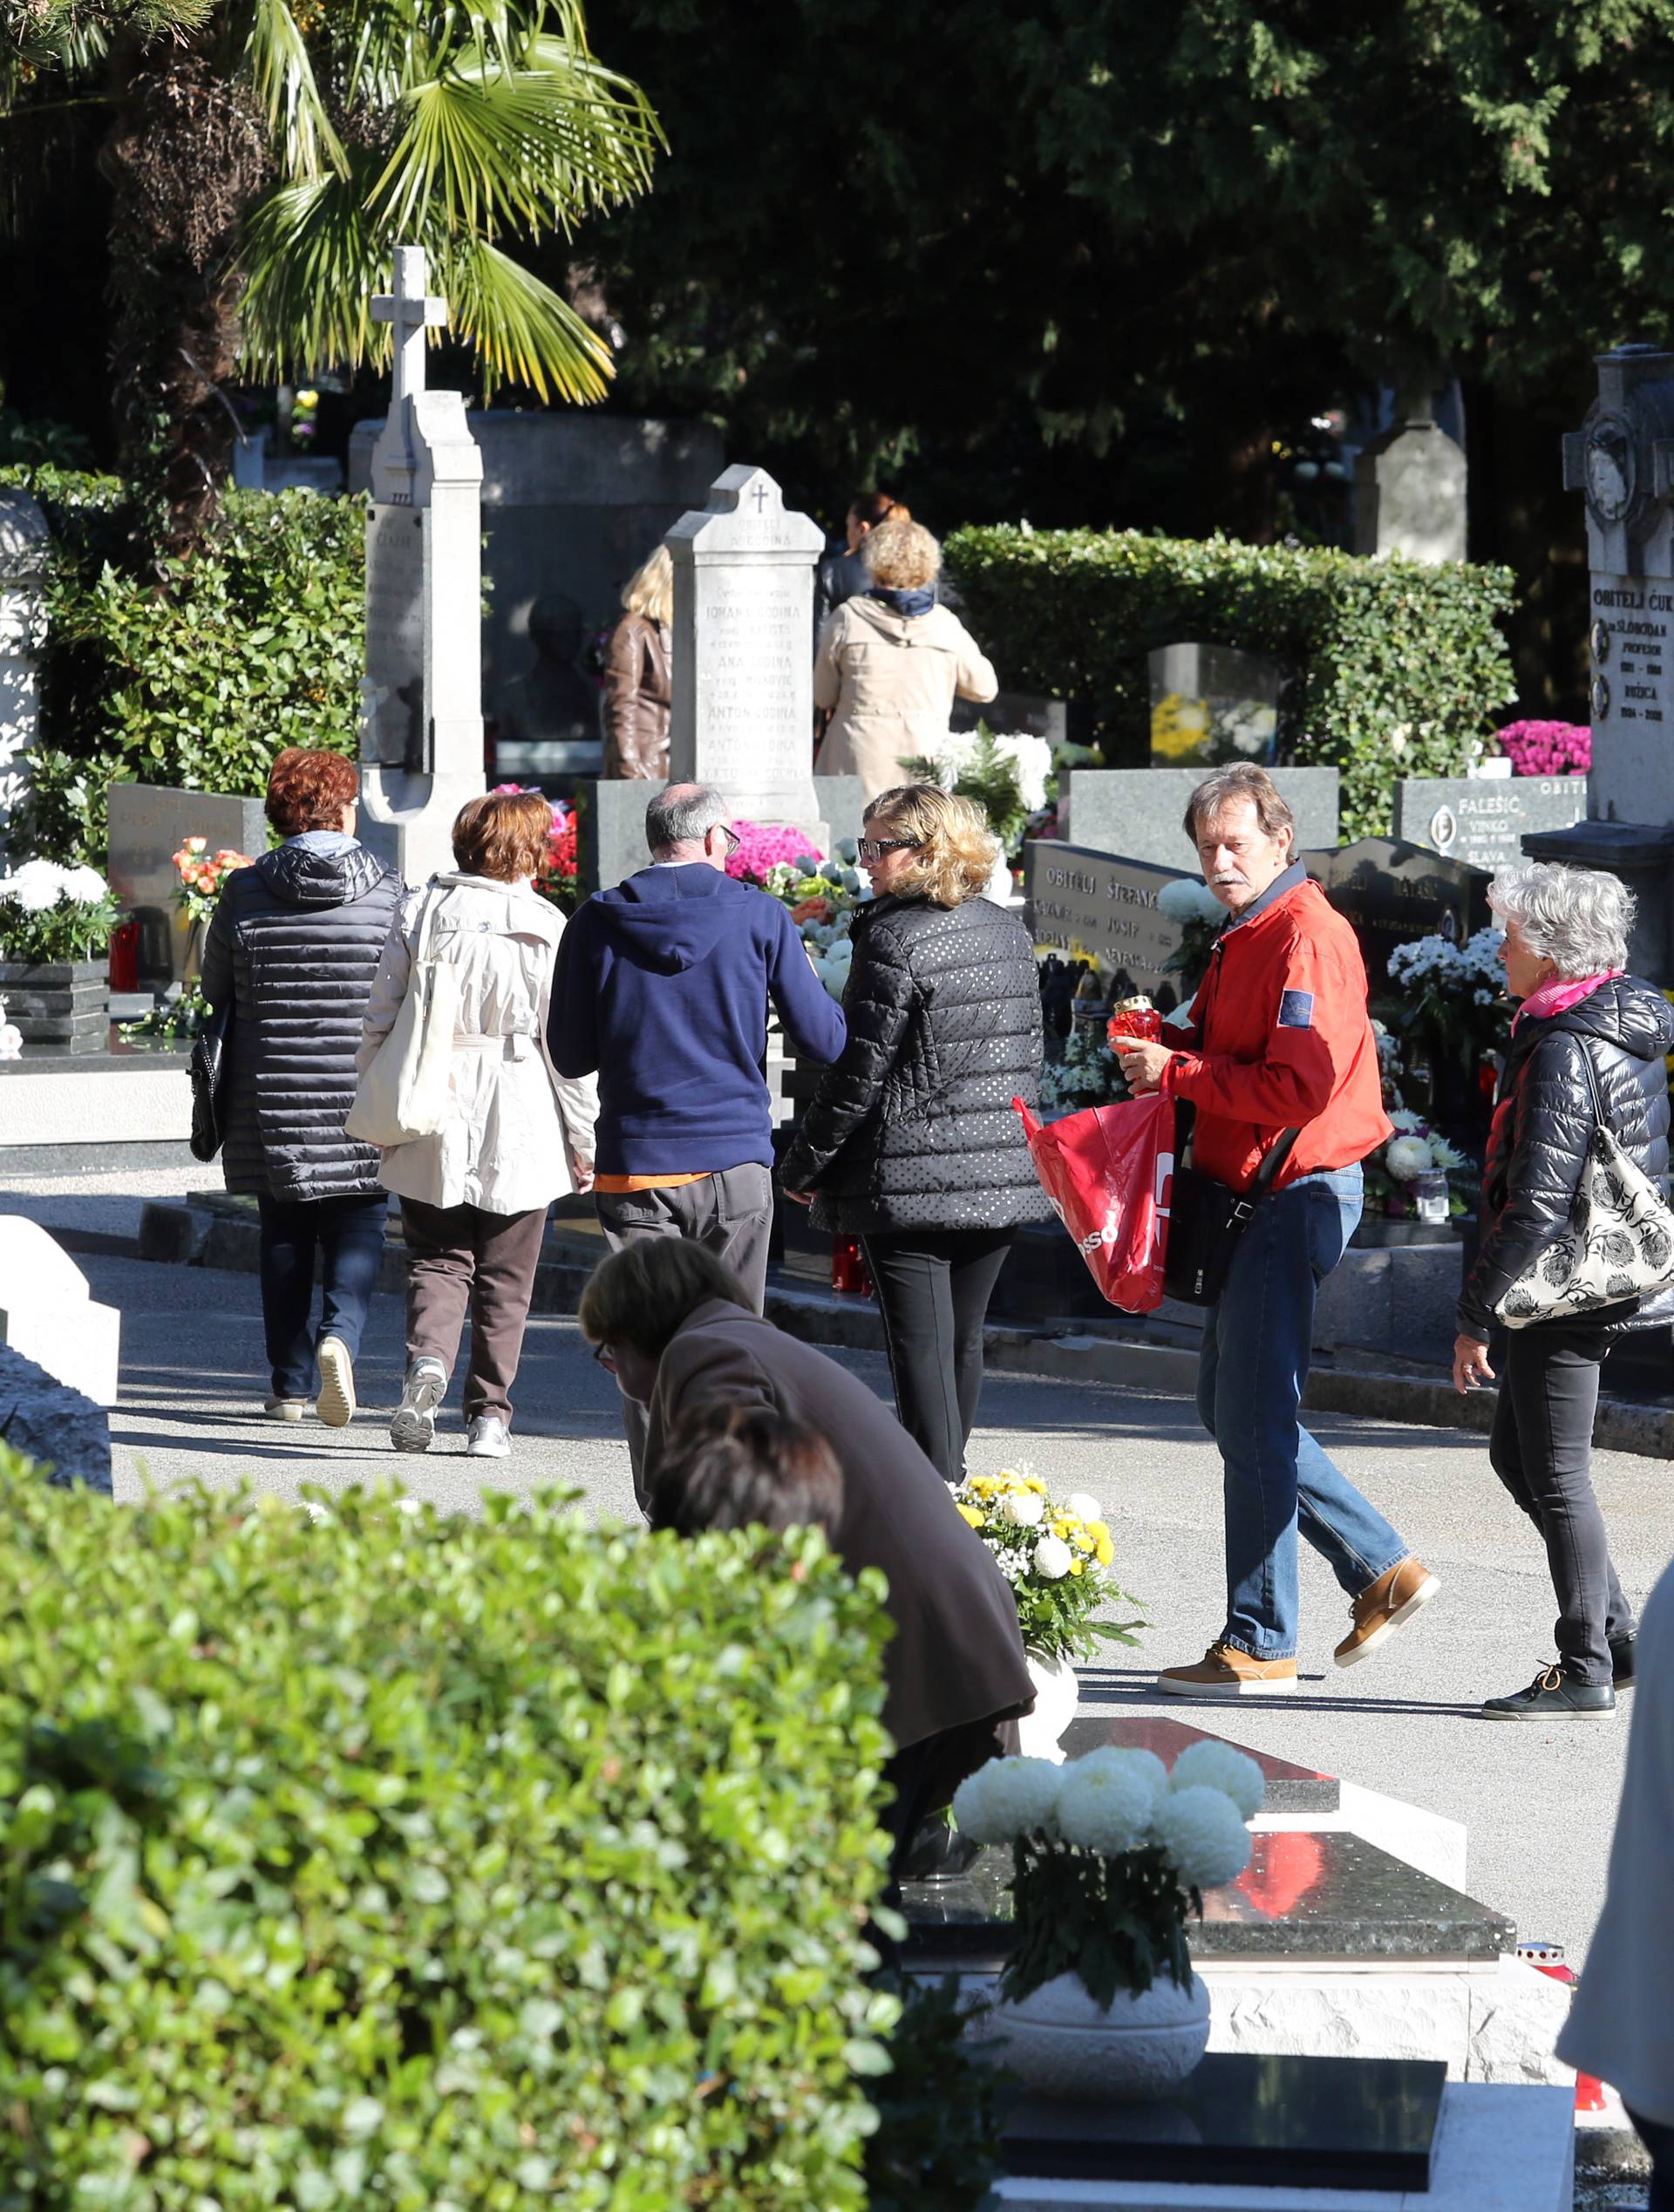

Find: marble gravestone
[1304,836,1489,991]
[1024,840,1191,1011]
[107,780,269,984]
[357,244,486,886]
[666,466,827,846]
[1149,642,1282,766]
[1062,766,1338,870]
[1353,389,1468,564]
[1393,774,1587,872]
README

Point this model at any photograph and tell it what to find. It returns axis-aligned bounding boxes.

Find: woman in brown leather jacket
[602,545,673,777]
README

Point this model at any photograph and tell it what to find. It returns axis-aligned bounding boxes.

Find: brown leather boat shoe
[1334,1557,1439,1669]
[1157,1642,1298,1698]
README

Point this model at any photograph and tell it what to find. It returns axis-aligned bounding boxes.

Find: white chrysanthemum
[1387,1106,1426,1133]
[1063,1491,1103,1523]
[1384,1134,1433,1182]
[952,1755,1062,1845]
[1002,1487,1045,1527]
[65,865,110,906]
[3,860,64,913]
[1153,1786,1253,1889]
[1169,1740,1265,1821]
[1033,1535,1073,1580]
[1056,1759,1157,1855]
[1428,1136,1466,1172]
[1071,1746,1168,1809]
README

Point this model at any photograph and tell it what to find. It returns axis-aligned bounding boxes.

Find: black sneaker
[1483,1662,1616,1721]
[1610,1633,1636,1690]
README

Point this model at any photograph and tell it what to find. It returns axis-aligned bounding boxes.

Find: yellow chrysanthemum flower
[1069,1557,1085,1576]
[1024,1476,1047,1494]
[1095,1535,1114,1566]
[1073,1528,1095,1553]
[956,1504,985,1528]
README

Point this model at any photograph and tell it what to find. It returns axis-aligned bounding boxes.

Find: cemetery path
[67,1236,1669,1976]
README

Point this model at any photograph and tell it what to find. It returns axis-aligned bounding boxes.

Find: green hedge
[0,1464,895,2209]
[944,527,1518,839]
[0,469,364,866]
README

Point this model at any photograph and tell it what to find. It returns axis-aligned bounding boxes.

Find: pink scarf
[1513,969,1622,1031]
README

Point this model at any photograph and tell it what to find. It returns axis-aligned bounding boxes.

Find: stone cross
[665,466,827,846]
[358,242,486,885]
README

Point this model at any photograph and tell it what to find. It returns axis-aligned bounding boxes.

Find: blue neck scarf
[868,584,936,619]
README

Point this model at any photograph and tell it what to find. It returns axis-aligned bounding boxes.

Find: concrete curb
[134,1197,1674,1460]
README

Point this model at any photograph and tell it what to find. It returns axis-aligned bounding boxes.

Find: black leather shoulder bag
[1163,1101,1300,1307]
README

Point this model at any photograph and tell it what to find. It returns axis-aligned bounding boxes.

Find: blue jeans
[256,1193,388,1399]
[1196,1166,1407,1660]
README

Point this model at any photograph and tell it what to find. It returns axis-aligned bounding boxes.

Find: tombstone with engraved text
[666,466,827,844]
[1303,837,1489,993]
[1392,774,1587,873]
[1023,840,1190,1011]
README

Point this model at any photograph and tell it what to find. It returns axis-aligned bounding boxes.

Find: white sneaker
[263,1395,312,1421]
[316,1335,356,1428]
[391,1358,446,1453]
[466,1414,511,1460]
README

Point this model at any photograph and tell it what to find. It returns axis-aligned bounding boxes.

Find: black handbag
[1163,1103,1300,1307]
[187,998,233,1164]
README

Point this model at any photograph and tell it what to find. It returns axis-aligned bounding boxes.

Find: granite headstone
[1149,642,1282,766]
[1393,774,1587,871]
[1353,390,1467,563]
[1024,839,1190,1008]
[107,780,269,984]
[1304,836,1490,991]
[1062,766,1338,869]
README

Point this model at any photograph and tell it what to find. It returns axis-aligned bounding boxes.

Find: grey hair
[1488,861,1635,978]
[1182,762,1296,847]
[646,782,729,853]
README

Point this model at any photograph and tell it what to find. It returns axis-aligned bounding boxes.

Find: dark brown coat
[601,613,670,778]
[646,1298,1035,1750]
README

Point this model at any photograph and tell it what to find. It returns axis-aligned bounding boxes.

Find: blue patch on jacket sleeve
[1278,989,1315,1031]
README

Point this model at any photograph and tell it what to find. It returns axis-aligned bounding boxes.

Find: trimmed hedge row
[0,467,364,868]
[945,526,1518,839]
[0,1464,895,2209]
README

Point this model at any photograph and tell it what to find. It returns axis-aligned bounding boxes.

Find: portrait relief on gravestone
[1428,806,1459,854]
[1584,414,1636,527]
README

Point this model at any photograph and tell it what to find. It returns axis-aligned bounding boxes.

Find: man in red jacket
[1113,765,1438,1695]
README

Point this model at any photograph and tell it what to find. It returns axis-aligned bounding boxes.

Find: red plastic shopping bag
[1012,1094,1174,1313]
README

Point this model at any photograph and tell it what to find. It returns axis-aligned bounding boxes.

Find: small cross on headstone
[371,244,450,414]
[752,482,770,513]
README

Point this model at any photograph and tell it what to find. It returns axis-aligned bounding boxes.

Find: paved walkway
[62,1229,1670,1976]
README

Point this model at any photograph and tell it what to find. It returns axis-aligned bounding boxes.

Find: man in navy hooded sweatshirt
[549,782,847,1486]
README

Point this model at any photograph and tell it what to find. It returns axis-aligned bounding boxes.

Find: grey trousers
[595,1162,774,1501]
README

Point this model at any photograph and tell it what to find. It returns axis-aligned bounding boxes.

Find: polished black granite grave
[903,1830,1514,1972]
[1001,2053,1447,2191]
[1060,1714,1340,1814]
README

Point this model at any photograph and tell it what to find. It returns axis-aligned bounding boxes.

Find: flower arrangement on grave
[171,836,254,927]
[0,859,122,966]
[1364,1108,1474,1222]
[951,1466,1141,1665]
[907,727,1052,860]
[951,1738,1263,2006]
[742,834,871,1001]
[489,785,581,915]
[1494,719,1590,778]
[1384,925,1508,1058]
[725,820,827,885]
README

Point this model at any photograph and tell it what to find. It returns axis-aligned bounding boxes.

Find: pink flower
[725,821,825,883]
[1494,720,1590,777]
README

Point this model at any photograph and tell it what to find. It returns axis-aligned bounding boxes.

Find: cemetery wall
[944,526,1516,839]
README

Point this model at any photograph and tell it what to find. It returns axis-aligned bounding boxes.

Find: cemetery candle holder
[1106,997,1163,1046]
[831,1238,873,1298]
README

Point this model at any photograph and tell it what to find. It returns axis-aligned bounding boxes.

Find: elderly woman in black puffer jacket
[201,748,401,1429]
[780,785,1050,1482]
[1455,861,1674,1724]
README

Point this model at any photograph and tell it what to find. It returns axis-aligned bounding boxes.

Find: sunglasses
[857,837,921,862]
[592,1341,618,1373]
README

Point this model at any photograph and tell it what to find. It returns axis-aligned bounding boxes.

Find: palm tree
[2,2,661,548]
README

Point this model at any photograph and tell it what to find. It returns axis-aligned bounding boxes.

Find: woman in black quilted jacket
[780,785,1050,1481]
[200,749,401,1429]
[1454,861,1673,1723]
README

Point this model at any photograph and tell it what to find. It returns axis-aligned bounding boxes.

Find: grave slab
[1303,838,1489,991]
[1024,841,1192,1009]
[1392,774,1587,872]
[1058,1716,1337,1814]
[1062,769,1338,872]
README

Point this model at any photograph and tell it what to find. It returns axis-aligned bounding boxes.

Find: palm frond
[243,0,347,181]
[238,168,378,379]
[432,231,614,402]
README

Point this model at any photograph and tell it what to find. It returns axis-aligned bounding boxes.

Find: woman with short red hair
[359,789,597,1460]
[201,746,401,1426]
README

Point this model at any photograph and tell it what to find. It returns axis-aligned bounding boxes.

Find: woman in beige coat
[813,518,998,800]
[359,791,599,1461]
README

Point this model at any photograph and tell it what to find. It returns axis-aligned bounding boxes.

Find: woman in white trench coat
[359,791,599,1460]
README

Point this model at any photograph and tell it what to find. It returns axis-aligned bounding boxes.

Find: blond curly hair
[865,784,998,908]
[862,518,941,590]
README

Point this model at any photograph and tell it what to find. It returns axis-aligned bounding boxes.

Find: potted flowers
[952,1739,1264,2100]
[0,859,122,1052]
[951,1467,1141,1755]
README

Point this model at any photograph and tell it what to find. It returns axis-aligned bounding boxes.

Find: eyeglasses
[857,837,921,862]
[712,824,740,855]
[592,1341,618,1374]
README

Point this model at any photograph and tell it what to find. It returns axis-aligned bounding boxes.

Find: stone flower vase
[993,1969,1210,2102]
[1016,1650,1080,1762]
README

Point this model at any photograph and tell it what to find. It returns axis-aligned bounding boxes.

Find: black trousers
[862,1227,1016,1483]
[1628,2109,1674,2212]
[1488,1322,1636,1685]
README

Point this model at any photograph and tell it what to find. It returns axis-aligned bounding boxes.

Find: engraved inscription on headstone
[1587,575,1673,776]
[1393,775,1588,872]
[667,466,827,836]
[363,505,425,770]
[1024,840,1189,1008]
[1304,836,1489,991]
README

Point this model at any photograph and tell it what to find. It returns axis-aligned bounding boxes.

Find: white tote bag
[1494,1044,1674,1327]
[345,890,462,1147]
